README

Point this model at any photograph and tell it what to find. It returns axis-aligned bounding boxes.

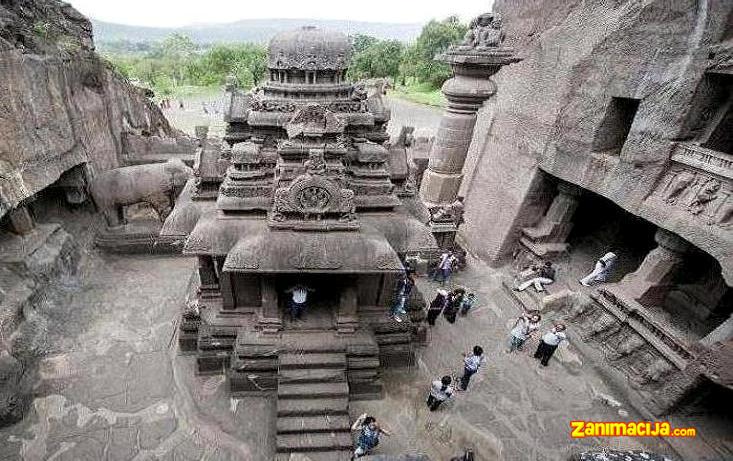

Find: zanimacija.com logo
[570,421,697,438]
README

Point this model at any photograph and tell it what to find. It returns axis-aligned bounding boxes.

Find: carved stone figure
[478,15,505,49]
[351,83,368,101]
[716,199,733,227]
[663,170,695,204]
[430,196,465,225]
[459,13,505,50]
[688,178,721,215]
[304,150,327,176]
[89,158,192,226]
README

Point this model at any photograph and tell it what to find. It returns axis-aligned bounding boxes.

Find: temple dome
[268,26,352,71]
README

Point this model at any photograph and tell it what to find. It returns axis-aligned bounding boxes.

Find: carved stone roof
[268,26,352,71]
[222,227,403,273]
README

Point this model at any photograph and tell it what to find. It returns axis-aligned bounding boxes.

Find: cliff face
[460,0,733,281]
[0,0,191,425]
[0,0,179,219]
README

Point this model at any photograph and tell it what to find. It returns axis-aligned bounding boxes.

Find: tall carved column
[520,182,582,258]
[420,13,520,208]
[620,229,690,306]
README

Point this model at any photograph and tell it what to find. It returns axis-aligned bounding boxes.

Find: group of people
[353,346,487,458]
[431,250,460,285]
[426,288,477,325]
[301,249,619,459]
[512,251,619,293]
[507,311,568,366]
[158,98,184,110]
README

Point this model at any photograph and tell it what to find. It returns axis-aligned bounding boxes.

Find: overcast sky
[67,0,492,27]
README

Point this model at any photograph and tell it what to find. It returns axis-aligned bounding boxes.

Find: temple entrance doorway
[563,188,657,284]
[275,274,343,330]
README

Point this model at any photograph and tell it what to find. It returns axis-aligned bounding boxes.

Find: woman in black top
[426,289,449,326]
[443,288,465,324]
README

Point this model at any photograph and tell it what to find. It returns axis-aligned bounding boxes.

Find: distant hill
[92,18,423,47]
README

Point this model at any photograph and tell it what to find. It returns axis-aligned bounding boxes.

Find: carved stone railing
[671,142,733,180]
[594,288,694,369]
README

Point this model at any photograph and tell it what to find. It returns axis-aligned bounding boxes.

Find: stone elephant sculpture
[89,158,192,227]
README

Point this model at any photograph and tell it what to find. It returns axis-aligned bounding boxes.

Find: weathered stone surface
[0,0,186,219]
[459,0,733,284]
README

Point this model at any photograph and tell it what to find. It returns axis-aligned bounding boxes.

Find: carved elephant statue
[89,158,192,227]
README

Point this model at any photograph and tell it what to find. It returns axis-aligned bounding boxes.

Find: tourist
[179,100,184,109]
[459,292,477,316]
[579,252,617,286]
[514,261,556,292]
[351,413,391,458]
[507,312,541,352]
[426,289,449,326]
[285,283,313,321]
[443,288,465,324]
[533,323,568,366]
[432,250,457,285]
[458,345,485,390]
[426,375,454,411]
[390,272,415,322]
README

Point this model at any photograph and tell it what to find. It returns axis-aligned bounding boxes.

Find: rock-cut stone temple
[175,26,437,459]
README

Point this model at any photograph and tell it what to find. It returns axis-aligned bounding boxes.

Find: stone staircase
[275,351,353,460]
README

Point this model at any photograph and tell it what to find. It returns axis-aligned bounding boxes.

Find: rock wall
[0,0,183,219]
[0,0,191,425]
[460,0,733,282]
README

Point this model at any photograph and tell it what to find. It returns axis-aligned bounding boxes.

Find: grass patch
[165,85,222,99]
[389,81,445,107]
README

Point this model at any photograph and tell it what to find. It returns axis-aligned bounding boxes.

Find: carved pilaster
[520,182,582,257]
[7,205,35,235]
[258,276,282,333]
[337,277,359,334]
[619,229,691,306]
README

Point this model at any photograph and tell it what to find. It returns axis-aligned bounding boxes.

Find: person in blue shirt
[458,345,485,391]
[351,414,391,458]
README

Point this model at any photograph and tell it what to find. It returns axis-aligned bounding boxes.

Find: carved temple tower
[177,26,437,459]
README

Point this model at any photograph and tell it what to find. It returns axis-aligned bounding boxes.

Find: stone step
[276,415,351,434]
[277,397,349,417]
[278,382,349,400]
[519,236,569,258]
[276,432,353,453]
[274,450,353,461]
[279,353,346,369]
[279,368,346,384]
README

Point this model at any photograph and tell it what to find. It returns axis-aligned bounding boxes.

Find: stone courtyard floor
[0,250,703,461]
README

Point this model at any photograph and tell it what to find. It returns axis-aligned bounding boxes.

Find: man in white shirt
[285,284,314,321]
[458,345,485,390]
[533,323,568,366]
[432,251,457,285]
[426,375,454,411]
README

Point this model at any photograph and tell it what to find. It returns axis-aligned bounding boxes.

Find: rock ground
[0,250,693,461]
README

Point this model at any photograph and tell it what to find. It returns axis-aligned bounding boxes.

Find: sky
[66,0,492,27]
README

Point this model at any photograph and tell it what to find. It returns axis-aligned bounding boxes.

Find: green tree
[404,16,467,88]
[352,34,378,53]
[348,38,404,83]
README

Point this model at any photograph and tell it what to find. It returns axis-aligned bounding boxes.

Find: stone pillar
[258,276,282,333]
[419,19,520,208]
[701,314,733,346]
[336,277,358,334]
[520,182,581,257]
[620,229,690,306]
[7,206,35,235]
